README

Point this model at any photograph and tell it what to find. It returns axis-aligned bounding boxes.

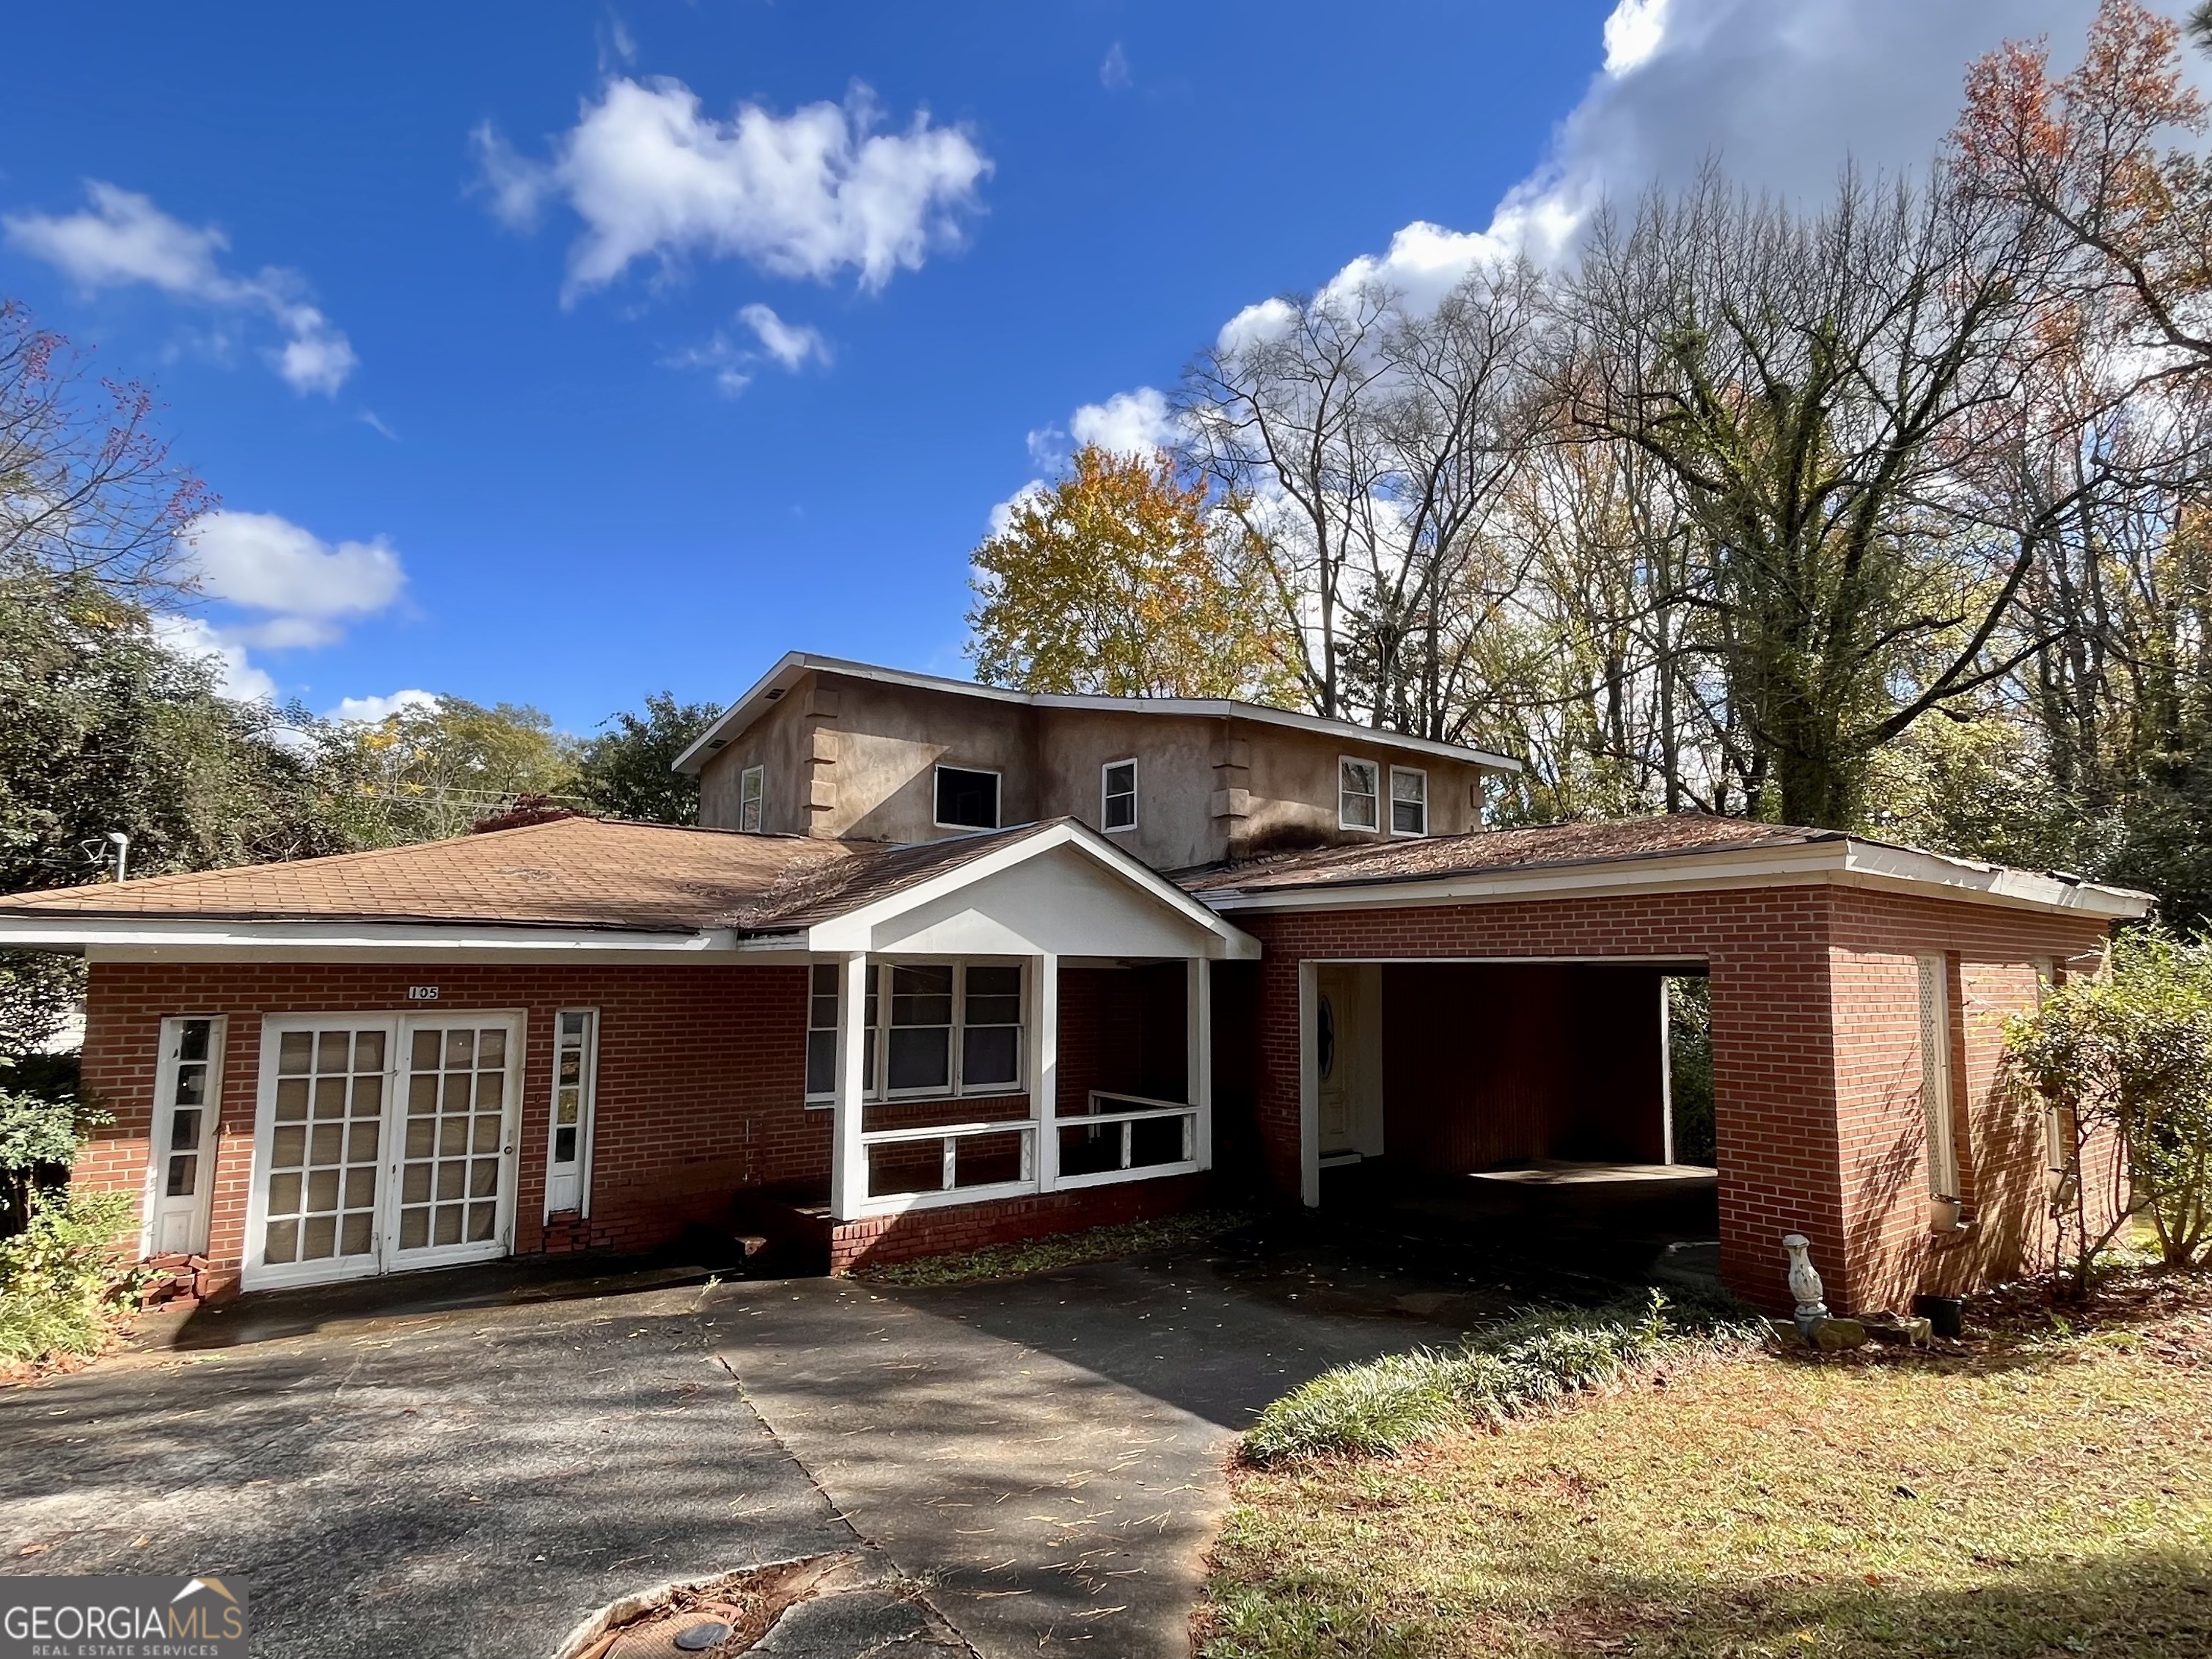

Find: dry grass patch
[1203,1272,2212,1658]
[850,1209,1247,1288]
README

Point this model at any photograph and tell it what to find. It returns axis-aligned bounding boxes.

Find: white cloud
[474,78,991,301]
[1017,0,2124,513]
[3,182,358,395]
[1100,43,1132,92]
[1070,387,1176,456]
[739,301,830,370]
[328,689,439,725]
[150,614,276,703]
[184,510,405,621]
[986,479,1047,538]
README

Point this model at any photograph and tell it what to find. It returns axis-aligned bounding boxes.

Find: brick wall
[78,960,829,1295]
[1231,883,2117,1316]
[827,1173,1208,1272]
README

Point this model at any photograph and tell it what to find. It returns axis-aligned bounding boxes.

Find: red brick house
[0,654,2150,1314]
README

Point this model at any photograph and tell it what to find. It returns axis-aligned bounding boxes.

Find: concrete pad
[0,1278,873,1658]
[709,1248,1430,1658]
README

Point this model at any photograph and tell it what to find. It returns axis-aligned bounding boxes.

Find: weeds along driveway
[708,1244,1434,1659]
[0,1273,867,1658]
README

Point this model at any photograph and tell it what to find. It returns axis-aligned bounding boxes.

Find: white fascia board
[0,916,733,956]
[1033,693,1519,772]
[804,822,1262,959]
[1198,838,2153,920]
[670,650,1522,776]
[1838,840,2153,917]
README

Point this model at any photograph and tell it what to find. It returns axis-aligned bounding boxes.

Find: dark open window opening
[934,766,1000,830]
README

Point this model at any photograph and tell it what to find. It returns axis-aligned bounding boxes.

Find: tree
[1956,1,2212,378]
[310,696,582,844]
[1562,166,2074,827]
[967,444,1293,700]
[575,692,723,824]
[0,301,210,597]
[1179,260,1545,735]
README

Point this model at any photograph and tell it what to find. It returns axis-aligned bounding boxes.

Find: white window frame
[142,1014,227,1258]
[544,1008,599,1218]
[1338,756,1380,832]
[1101,758,1138,832]
[805,963,841,1105]
[1388,766,1428,837]
[932,765,1003,831]
[1917,954,1960,1198]
[810,958,1027,1105]
[738,765,765,833]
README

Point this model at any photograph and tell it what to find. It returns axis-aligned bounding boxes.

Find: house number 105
[407,986,440,1001]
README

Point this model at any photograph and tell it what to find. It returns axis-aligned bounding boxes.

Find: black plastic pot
[1913,1293,1965,1338]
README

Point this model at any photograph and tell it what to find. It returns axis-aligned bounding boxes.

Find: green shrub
[0,1187,143,1367]
[1242,1290,1757,1465]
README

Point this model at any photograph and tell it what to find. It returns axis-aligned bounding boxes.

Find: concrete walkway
[708,1248,1425,1658]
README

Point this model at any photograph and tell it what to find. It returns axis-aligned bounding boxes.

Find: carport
[1182,816,2147,1315]
[1296,956,1718,1277]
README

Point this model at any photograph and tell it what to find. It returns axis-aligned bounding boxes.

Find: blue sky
[0,0,2118,733]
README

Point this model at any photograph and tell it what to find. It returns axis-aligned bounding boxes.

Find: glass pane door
[258,1022,389,1275]
[390,1017,518,1267]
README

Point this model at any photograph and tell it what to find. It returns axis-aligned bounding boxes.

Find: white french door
[244,1011,524,1290]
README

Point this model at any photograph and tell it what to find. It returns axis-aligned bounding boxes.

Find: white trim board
[1197,838,2152,921]
[672,650,1522,775]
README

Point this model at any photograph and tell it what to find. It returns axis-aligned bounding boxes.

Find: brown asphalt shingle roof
[0,816,1060,934]
[1176,813,1839,896]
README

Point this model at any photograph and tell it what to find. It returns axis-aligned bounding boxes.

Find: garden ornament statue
[1782,1234,1828,1341]
[1781,1232,1870,1352]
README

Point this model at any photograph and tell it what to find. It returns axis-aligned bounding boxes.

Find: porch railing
[859,1118,1036,1209]
[1052,1091,1201,1190]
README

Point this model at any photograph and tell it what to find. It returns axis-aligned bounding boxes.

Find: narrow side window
[546,1010,599,1216]
[805,964,839,1104]
[1916,956,1959,1198]
[1102,759,1137,832]
[739,765,765,833]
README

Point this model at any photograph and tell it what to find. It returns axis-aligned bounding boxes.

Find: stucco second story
[674,653,1520,871]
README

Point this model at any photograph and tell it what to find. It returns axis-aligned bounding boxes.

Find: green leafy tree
[968,445,1295,701]
[2008,926,2212,1291]
[575,692,722,824]
[310,695,582,843]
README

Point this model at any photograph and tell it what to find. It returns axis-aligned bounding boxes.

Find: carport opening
[1313,960,1718,1278]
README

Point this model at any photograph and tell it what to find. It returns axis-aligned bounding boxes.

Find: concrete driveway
[0,1233,1482,1657]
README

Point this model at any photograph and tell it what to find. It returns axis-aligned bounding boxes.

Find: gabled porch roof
[0,816,1259,962]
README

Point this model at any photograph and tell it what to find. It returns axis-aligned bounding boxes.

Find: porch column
[1030,953,1058,1193]
[830,951,869,1221]
[1188,956,1213,1171]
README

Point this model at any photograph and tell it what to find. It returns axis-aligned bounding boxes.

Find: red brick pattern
[1231,885,2117,1315]
[76,961,828,1296]
[827,1173,1206,1272]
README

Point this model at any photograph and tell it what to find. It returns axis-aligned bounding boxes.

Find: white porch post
[1188,956,1213,1171]
[830,951,869,1220]
[1030,953,1058,1193]
[1298,959,1320,1207]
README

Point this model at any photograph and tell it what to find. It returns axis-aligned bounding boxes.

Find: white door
[1316,967,1355,1157]
[246,1011,522,1290]
[144,1017,225,1256]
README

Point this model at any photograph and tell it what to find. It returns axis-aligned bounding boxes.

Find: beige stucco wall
[697,670,1498,863]
[1230,718,1485,860]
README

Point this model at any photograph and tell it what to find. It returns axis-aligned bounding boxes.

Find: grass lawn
[1202,1271,2212,1658]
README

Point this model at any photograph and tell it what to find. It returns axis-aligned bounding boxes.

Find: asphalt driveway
[0,1233,1484,1657]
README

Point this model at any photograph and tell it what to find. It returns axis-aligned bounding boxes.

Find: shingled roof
[1177,813,1833,898]
[0,816,1061,935]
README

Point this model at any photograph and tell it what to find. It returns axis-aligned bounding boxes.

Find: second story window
[739,765,765,832]
[1338,758,1380,831]
[1390,766,1428,836]
[934,766,1000,830]
[1102,758,1137,832]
